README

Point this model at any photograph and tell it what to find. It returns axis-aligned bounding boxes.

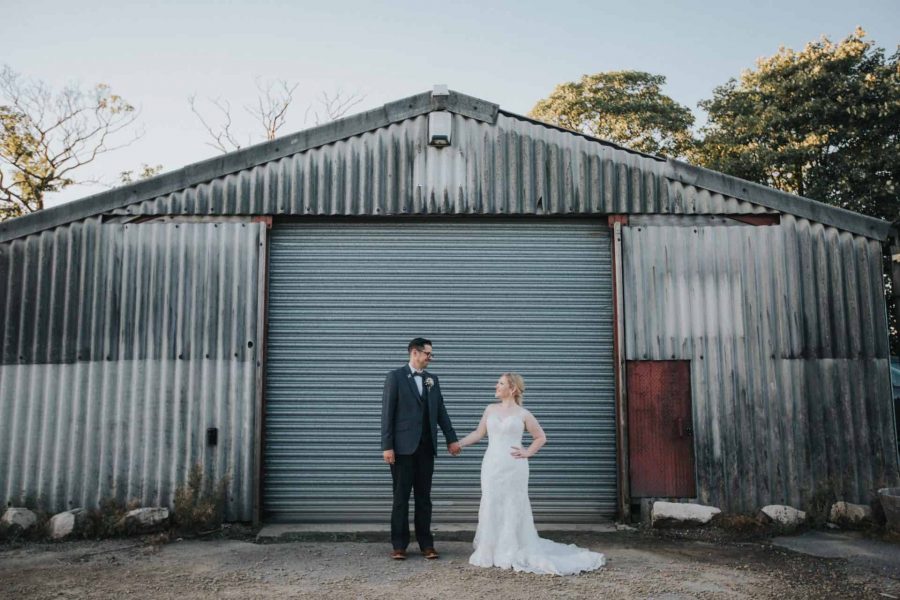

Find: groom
[382,337,460,560]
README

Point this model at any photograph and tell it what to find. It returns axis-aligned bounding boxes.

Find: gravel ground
[1,530,898,599]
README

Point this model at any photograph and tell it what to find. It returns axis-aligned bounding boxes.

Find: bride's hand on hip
[510,446,529,459]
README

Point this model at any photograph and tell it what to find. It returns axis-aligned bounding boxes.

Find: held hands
[384,445,460,462]
[510,446,530,459]
[384,444,461,463]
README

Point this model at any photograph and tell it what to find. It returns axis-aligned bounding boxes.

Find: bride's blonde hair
[502,372,526,405]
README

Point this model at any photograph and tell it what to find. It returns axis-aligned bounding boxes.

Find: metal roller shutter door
[265,219,616,522]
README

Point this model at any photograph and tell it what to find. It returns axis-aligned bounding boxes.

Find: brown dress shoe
[422,547,439,560]
[391,549,407,560]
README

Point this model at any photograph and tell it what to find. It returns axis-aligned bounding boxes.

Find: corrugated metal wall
[265,219,616,522]
[622,215,900,511]
[113,114,771,219]
[2,96,895,524]
[0,218,263,520]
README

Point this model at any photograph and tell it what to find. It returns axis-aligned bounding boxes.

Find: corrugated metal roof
[110,113,770,219]
[0,90,890,243]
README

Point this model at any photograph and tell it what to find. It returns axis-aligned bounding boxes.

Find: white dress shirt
[408,362,424,395]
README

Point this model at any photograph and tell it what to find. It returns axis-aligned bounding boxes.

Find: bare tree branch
[245,78,299,141]
[0,65,142,219]
[191,80,366,153]
[304,88,366,126]
[189,94,244,153]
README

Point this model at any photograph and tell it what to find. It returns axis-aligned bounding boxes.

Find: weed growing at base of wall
[173,464,230,533]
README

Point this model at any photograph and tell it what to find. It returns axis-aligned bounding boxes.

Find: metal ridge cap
[665,159,891,241]
[0,90,441,243]
[440,90,499,123]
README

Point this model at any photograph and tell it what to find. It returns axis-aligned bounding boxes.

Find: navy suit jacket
[381,366,458,456]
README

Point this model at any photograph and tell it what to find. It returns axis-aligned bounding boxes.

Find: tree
[694,28,900,222]
[119,163,163,184]
[529,71,695,158]
[694,29,900,354]
[0,66,141,220]
[303,89,367,127]
[190,79,365,154]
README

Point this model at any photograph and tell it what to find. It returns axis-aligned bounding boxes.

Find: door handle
[675,418,693,438]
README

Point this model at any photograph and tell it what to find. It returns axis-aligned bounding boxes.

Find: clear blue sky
[3,0,899,206]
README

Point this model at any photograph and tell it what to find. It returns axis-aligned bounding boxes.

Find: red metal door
[627,360,696,497]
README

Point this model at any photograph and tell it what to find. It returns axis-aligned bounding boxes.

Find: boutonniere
[424,377,434,389]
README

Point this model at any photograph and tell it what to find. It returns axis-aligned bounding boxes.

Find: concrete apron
[772,531,900,577]
[257,522,618,543]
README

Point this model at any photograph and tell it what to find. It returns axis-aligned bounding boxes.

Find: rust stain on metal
[729,214,780,226]
[627,360,696,498]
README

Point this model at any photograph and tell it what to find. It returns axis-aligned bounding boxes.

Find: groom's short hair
[408,337,432,353]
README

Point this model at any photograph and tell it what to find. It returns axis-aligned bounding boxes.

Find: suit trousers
[390,441,435,550]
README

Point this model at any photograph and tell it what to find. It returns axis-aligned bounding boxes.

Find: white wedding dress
[469,410,606,575]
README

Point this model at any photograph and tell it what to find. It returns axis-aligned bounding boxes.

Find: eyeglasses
[417,350,434,358]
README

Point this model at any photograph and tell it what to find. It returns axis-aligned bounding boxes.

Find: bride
[457,373,606,575]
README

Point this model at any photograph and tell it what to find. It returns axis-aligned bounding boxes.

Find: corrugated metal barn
[1,88,898,523]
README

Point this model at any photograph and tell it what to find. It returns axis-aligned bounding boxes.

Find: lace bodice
[486,412,525,449]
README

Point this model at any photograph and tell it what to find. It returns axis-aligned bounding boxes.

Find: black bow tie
[412,370,425,377]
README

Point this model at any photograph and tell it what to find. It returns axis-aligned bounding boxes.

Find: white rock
[651,501,721,527]
[828,501,872,526]
[1,508,37,531]
[48,508,86,539]
[760,504,807,527]
[121,507,169,532]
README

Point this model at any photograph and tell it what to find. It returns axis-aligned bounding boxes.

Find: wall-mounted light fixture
[429,84,452,147]
[428,111,452,147]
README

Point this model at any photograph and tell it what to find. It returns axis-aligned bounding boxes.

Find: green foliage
[692,29,900,353]
[693,28,900,222]
[532,32,900,352]
[529,71,696,158]
[0,65,139,221]
[173,464,230,533]
[120,163,163,184]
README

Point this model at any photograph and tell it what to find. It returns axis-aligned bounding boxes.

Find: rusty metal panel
[627,361,696,498]
[114,113,770,220]
[622,217,899,512]
[0,219,263,520]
